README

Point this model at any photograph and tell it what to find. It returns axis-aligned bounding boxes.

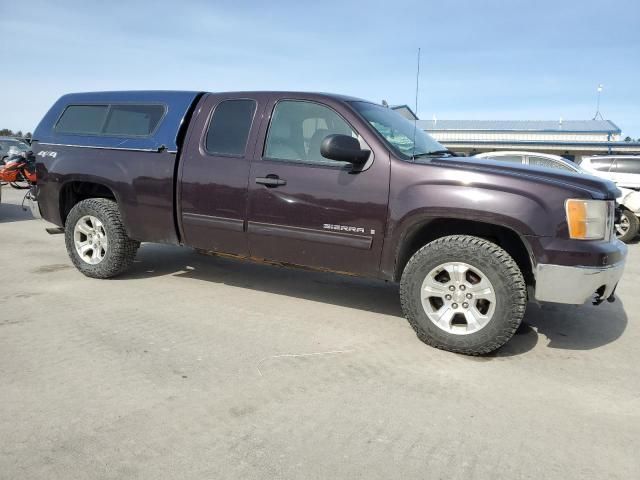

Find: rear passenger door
[179,93,268,254]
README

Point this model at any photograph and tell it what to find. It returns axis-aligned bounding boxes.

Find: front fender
[380,160,579,279]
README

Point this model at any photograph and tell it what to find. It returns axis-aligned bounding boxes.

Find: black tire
[400,235,527,355]
[615,209,639,243]
[64,198,140,278]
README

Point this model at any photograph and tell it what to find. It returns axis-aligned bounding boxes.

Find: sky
[1,0,639,137]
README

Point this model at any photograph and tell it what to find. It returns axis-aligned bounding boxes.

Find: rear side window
[103,105,165,136]
[205,99,257,156]
[56,105,108,134]
[528,156,575,171]
[55,103,165,136]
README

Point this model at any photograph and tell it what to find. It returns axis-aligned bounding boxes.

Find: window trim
[53,102,168,138]
[261,99,364,169]
[202,98,258,158]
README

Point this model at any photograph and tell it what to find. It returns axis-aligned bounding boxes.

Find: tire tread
[399,235,527,355]
[64,198,139,279]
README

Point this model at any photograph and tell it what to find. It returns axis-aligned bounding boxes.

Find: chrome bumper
[535,251,627,305]
[26,188,41,219]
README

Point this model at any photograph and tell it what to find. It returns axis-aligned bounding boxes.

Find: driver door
[247,97,390,277]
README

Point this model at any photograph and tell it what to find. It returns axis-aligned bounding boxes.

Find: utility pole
[593,84,604,120]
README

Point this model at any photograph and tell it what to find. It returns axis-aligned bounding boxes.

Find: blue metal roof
[418,119,621,134]
[33,91,203,152]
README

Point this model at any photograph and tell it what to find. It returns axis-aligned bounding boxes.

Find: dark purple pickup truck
[29,90,627,354]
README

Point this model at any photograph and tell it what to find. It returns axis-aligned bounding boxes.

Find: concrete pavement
[1,184,638,479]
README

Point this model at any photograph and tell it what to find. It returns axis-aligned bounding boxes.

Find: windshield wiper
[411,149,456,159]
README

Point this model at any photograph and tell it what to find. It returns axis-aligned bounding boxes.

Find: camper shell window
[55,104,166,137]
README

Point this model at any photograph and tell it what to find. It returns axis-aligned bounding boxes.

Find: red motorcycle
[0,151,36,189]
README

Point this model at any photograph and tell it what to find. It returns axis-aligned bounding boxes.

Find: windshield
[350,101,445,158]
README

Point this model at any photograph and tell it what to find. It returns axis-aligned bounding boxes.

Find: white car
[473,151,640,242]
[580,155,640,190]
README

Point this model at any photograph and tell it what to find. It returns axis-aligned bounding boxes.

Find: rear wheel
[64,198,139,278]
[615,209,639,243]
[400,235,527,355]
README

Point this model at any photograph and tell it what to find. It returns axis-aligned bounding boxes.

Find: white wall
[428,131,617,143]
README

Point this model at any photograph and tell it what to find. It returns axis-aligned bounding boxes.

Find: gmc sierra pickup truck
[29,91,627,355]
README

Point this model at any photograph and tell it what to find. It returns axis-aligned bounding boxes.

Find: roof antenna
[411,47,421,160]
[593,84,604,120]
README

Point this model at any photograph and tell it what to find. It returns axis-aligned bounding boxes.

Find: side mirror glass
[320,134,370,167]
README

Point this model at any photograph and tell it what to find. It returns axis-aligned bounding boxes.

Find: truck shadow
[0,200,33,223]
[124,244,402,317]
[122,244,628,356]
[493,300,628,357]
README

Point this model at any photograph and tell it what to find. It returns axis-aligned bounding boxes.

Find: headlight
[565,199,610,240]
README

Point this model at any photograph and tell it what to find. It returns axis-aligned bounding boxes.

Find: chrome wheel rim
[74,215,108,265]
[421,262,497,335]
[615,214,630,237]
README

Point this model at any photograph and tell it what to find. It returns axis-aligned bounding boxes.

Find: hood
[424,156,620,200]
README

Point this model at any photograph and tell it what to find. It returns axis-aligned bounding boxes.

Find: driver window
[264,100,356,165]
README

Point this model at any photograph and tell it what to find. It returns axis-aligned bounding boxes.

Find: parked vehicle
[29,91,627,355]
[473,151,640,242]
[0,137,30,165]
[0,151,37,189]
[473,151,577,171]
[580,155,640,190]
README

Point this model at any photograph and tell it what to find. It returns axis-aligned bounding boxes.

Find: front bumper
[26,186,41,219]
[534,244,627,304]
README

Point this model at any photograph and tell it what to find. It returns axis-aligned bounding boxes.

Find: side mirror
[320,134,370,167]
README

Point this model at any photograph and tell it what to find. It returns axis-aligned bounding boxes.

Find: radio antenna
[411,48,421,159]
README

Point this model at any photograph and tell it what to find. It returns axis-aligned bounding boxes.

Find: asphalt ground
[1,184,638,479]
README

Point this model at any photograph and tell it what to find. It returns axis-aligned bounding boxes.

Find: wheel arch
[393,217,535,288]
[59,180,119,227]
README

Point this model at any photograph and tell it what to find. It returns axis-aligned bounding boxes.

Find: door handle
[255,175,287,188]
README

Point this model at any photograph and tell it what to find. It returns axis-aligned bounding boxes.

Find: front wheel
[65,198,140,278]
[615,209,639,243]
[400,235,527,355]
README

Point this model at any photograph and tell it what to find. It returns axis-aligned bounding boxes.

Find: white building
[391,105,640,161]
